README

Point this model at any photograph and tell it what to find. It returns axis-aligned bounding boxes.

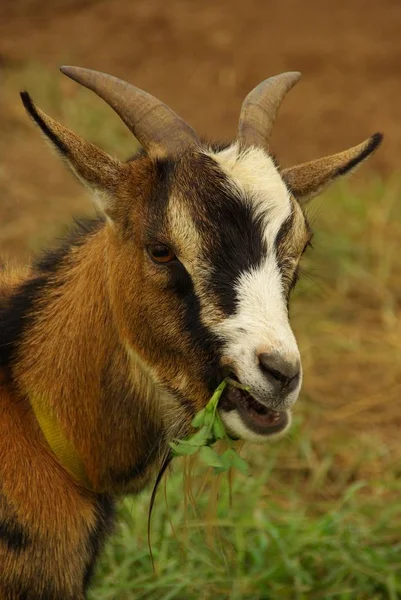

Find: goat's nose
[258,352,300,393]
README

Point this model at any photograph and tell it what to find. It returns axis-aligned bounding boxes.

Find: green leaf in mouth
[169,377,250,475]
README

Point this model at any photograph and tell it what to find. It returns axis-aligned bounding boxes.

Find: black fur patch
[207,198,266,315]
[168,261,220,389]
[0,275,48,368]
[183,153,267,316]
[0,516,30,552]
[146,158,175,229]
[0,219,104,369]
[83,495,115,592]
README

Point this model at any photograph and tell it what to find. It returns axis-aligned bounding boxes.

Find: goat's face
[23,67,382,443]
[107,146,310,441]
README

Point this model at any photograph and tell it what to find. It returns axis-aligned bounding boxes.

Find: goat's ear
[21,92,126,213]
[282,133,383,205]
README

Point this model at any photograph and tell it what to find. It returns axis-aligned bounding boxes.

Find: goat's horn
[238,72,301,150]
[60,66,200,157]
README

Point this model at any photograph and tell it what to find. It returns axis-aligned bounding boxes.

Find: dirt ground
[1,0,401,259]
[2,0,401,168]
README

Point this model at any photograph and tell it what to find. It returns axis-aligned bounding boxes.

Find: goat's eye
[148,244,176,264]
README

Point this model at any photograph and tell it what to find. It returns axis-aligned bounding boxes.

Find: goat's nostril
[258,352,300,391]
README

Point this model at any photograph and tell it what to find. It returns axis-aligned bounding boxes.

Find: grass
[90,422,401,599]
[1,65,401,600]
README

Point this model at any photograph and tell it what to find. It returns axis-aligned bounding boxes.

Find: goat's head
[21,68,382,444]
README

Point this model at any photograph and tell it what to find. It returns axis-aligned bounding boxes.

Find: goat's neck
[13,228,166,495]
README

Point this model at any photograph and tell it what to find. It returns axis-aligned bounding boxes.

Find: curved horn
[60,66,200,157]
[238,72,301,150]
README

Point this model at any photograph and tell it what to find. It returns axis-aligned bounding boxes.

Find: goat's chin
[219,409,292,443]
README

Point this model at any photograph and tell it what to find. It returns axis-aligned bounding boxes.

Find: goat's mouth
[218,379,289,437]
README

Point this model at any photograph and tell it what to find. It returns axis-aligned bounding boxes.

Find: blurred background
[1,1,401,598]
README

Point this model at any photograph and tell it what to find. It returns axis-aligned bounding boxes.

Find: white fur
[208,144,302,441]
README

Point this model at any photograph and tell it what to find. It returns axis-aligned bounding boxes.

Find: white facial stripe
[207,144,301,440]
[221,261,291,343]
[216,259,301,395]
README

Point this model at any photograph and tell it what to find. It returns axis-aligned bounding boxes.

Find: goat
[0,67,382,599]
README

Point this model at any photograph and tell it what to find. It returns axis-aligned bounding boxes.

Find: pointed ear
[282,133,383,204]
[20,91,127,213]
